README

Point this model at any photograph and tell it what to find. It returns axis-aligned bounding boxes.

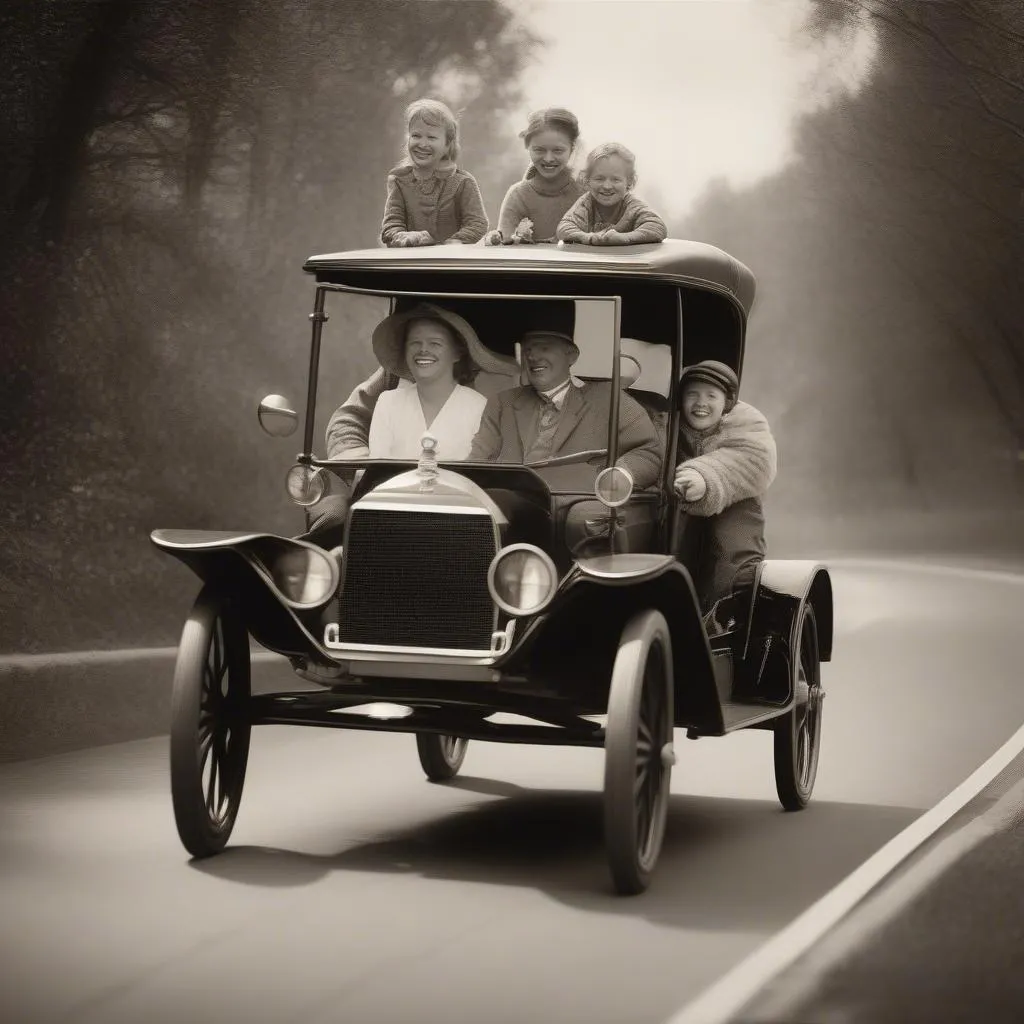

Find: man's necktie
[525,394,561,463]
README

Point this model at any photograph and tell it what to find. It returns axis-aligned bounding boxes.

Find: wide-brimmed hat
[680,360,739,411]
[371,303,520,382]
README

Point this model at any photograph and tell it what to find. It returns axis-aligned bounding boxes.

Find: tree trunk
[11,0,137,245]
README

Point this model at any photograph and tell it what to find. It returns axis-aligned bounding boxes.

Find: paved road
[1,560,1023,1024]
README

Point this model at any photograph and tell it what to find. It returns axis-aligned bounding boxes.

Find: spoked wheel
[604,609,675,895]
[416,733,468,782]
[169,586,252,858]
[774,604,824,811]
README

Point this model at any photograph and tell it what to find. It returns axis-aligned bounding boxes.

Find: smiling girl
[380,99,489,247]
[485,107,584,245]
[556,142,667,246]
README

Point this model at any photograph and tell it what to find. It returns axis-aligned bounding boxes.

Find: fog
[1,0,1021,654]
[510,0,878,217]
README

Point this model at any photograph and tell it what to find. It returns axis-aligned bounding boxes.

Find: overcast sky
[505,0,877,218]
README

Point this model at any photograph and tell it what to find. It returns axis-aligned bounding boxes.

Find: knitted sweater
[380,161,489,245]
[496,168,585,242]
[556,192,667,244]
[676,400,777,517]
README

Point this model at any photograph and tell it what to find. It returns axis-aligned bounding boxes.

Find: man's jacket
[469,379,663,489]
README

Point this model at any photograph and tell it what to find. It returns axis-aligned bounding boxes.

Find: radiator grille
[337,508,498,650]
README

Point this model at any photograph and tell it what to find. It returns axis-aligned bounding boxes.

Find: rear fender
[504,554,726,733]
[742,560,834,703]
[150,529,339,662]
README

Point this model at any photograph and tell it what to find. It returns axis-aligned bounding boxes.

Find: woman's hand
[483,230,504,246]
[600,229,629,245]
[674,466,707,501]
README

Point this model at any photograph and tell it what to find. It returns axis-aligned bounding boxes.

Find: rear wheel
[604,609,674,895]
[416,734,468,782]
[169,586,251,858]
[774,604,823,810]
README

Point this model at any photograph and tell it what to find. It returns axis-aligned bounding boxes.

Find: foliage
[682,0,1024,517]
[0,0,539,653]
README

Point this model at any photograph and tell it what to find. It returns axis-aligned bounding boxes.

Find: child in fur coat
[673,360,777,634]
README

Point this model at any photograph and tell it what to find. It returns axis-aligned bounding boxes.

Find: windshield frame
[303,282,627,471]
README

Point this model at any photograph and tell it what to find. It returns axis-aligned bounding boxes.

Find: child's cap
[680,360,739,411]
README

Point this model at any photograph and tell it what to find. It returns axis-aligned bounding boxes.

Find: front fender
[501,554,727,733]
[150,529,338,663]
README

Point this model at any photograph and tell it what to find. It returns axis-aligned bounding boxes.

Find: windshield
[311,290,663,465]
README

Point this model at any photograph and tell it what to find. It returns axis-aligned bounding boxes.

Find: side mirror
[258,394,298,437]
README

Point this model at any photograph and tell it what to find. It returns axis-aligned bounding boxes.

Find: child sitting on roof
[484,107,585,246]
[673,361,777,635]
[380,98,489,248]
[555,142,667,246]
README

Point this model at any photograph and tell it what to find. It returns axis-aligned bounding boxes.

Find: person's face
[405,319,460,384]
[587,155,630,206]
[527,128,573,180]
[522,335,576,391]
[406,116,447,170]
[682,381,727,430]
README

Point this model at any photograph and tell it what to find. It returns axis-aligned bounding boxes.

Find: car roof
[302,238,757,320]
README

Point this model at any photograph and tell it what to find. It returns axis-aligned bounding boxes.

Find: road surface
[1,560,1023,1024]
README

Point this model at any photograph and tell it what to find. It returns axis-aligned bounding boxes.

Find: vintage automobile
[151,239,833,895]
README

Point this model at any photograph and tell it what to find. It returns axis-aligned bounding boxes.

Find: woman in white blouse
[367,303,517,461]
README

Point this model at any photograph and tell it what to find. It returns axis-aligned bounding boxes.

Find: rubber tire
[169,586,252,858]
[774,604,822,811]
[604,609,674,895]
[416,734,468,782]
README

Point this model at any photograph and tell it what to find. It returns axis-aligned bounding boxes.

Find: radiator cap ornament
[417,432,439,490]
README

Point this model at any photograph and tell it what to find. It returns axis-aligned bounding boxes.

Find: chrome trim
[285,463,327,507]
[487,544,559,618]
[323,619,515,660]
[330,660,501,682]
[595,465,635,509]
[350,467,509,522]
[354,500,492,516]
[247,547,340,611]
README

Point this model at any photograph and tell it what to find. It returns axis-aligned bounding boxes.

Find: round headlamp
[285,463,326,507]
[487,544,558,617]
[268,544,338,607]
[595,465,634,508]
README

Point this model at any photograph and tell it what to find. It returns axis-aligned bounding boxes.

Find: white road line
[661,716,1024,1024]
[823,556,1024,585]
[735,768,1024,1021]
[0,648,285,670]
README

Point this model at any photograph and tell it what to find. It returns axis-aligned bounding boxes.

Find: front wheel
[604,609,675,895]
[169,586,252,858]
[416,734,468,781]
[774,604,823,810]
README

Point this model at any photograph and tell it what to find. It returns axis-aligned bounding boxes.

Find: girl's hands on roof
[393,230,434,247]
[673,466,707,501]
